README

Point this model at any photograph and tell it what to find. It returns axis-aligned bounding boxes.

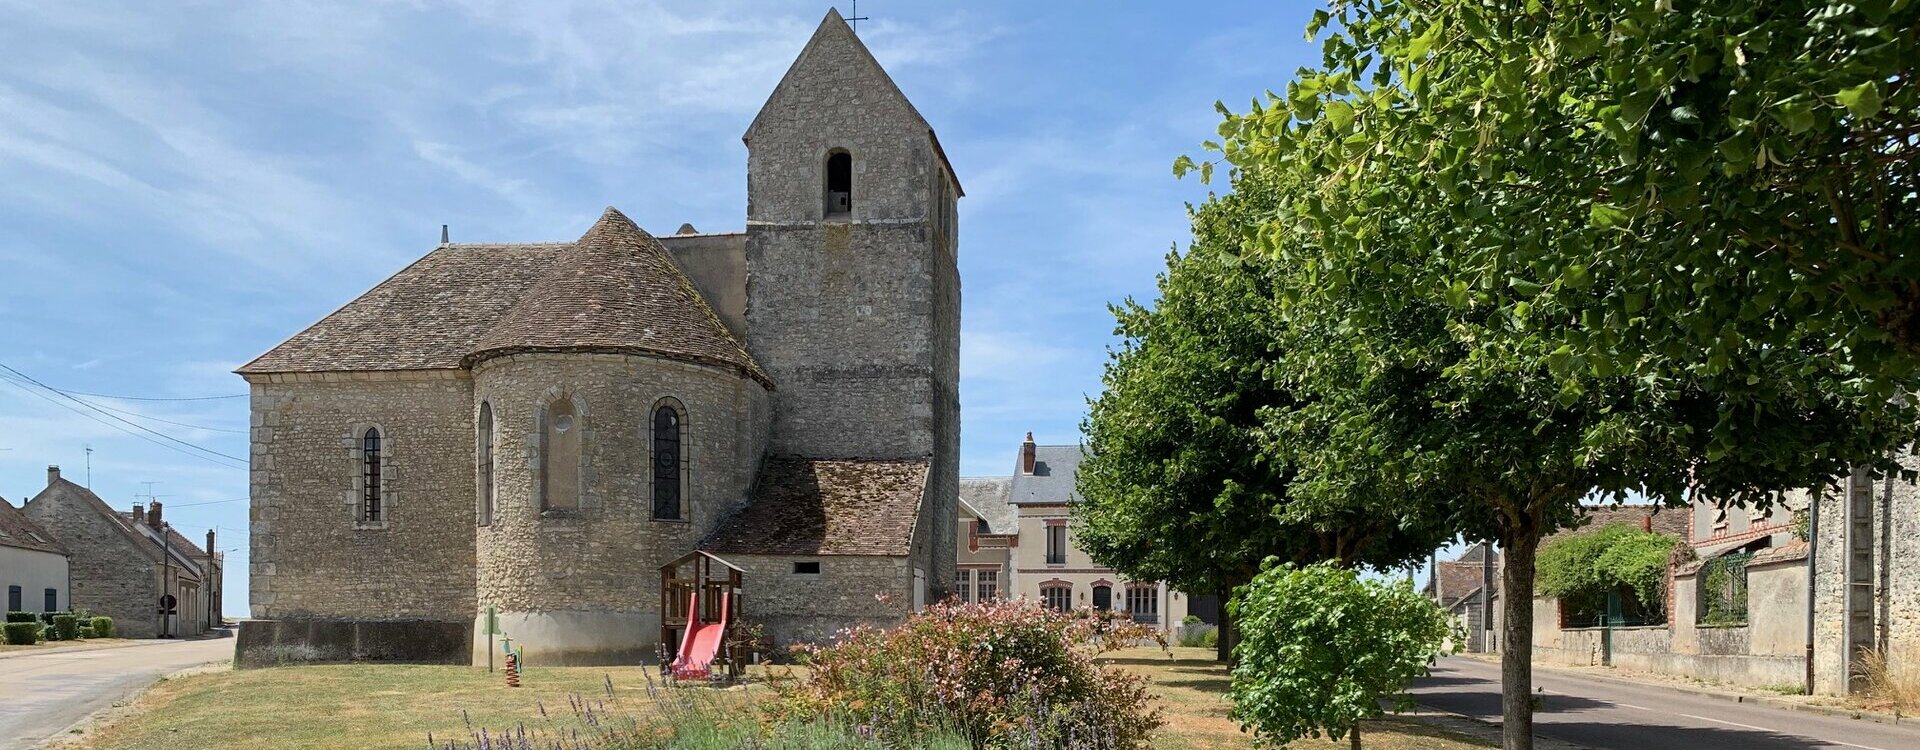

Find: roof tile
[703,457,928,556]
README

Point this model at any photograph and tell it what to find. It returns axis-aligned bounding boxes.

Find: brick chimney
[47,465,60,485]
[1020,432,1037,475]
[132,503,145,525]
[147,501,163,528]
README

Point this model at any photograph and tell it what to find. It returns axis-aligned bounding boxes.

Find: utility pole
[84,444,92,487]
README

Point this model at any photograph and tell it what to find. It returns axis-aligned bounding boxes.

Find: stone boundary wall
[237,618,470,668]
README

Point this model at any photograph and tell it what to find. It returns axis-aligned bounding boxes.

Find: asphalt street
[0,637,235,748]
[1410,655,1920,750]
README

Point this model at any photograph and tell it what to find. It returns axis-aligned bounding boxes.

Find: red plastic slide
[671,589,731,680]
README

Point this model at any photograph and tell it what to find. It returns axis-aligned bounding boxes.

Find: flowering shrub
[776,599,1163,749]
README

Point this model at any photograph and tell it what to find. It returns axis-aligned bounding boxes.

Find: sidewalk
[1462,652,1910,727]
[0,627,233,661]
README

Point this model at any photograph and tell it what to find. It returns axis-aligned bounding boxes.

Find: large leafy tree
[1076,172,1448,661]
[1179,3,1920,748]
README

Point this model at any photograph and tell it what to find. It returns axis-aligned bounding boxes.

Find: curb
[0,629,234,661]
[1526,661,1908,727]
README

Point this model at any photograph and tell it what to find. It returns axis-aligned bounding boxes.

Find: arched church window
[825,149,852,217]
[541,397,580,511]
[652,400,686,520]
[360,427,383,523]
[477,402,494,526]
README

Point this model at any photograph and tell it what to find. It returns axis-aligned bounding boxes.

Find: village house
[951,434,1187,630]
[1,495,69,615]
[235,10,961,667]
[22,466,223,638]
[1426,543,1498,653]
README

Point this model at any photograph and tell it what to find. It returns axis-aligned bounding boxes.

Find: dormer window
[825,149,852,217]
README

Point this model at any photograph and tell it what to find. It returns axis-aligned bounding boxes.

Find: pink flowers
[775,599,1163,748]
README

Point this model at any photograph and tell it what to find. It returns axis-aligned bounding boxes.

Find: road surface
[0,637,234,748]
[1410,656,1920,750]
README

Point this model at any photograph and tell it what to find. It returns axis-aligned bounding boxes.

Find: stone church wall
[246,372,477,624]
[725,553,912,650]
[660,232,748,341]
[472,352,769,665]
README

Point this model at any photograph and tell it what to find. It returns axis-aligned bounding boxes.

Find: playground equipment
[660,551,744,684]
[671,588,731,680]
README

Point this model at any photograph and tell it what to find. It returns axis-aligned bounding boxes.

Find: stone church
[235,9,960,666]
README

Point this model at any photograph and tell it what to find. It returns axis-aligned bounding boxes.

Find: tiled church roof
[703,457,930,556]
[467,208,766,384]
[238,207,766,386]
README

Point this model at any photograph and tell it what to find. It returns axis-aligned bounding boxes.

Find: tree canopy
[1228,562,1455,750]
[1075,171,1448,608]
[1171,3,1920,748]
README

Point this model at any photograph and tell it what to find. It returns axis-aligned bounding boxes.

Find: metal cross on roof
[846,0,869,32]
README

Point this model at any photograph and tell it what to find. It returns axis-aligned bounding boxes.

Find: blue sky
[0,1,1334,615]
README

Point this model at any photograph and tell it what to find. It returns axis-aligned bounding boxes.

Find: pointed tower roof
[744,8,961,194]
[746,8,926,137]
[466,207,768,385]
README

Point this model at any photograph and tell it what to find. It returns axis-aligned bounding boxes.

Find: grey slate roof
[0,497,66,555]
[1008,445,1085,505]
[703,457,929,556]
[239,207,767,386]
[959,477,1016,534]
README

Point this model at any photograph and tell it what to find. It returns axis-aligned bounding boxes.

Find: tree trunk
[1215,585,1233,663]
[1349,725,1362,750]
[1500,528,1540,750]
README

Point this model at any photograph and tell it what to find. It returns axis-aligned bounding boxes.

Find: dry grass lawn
[1100,647,1493,750]
[69,646,1490,749]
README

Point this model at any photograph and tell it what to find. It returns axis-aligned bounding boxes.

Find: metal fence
[1699,552,1752,626]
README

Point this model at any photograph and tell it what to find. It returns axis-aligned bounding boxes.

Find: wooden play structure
[660,550,744,683]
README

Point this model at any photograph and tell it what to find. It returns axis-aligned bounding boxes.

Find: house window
[976,571,998,602]
[6,585,18,612]
[957,569,973,602]
[825,149,852,216]
[1092,584,1112,611]
[477,402,494,526]
[360,427,383,523]
[541,397,580,510]
[793,561,821,575]
[652,400,685,520]
[43,588,56,612]
[1045,524,1067,565]
[1041,584,1072,612]
[1126,585,1160,624]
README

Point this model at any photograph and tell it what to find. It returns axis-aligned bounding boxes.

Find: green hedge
[52,614,80,640]
[4,611,35,623]
[2,622,38,645]
[91,617,114,638]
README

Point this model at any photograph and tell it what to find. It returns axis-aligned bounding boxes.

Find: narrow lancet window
[652,402,684,520]
[477,402,494,526]
[361,427,383,522]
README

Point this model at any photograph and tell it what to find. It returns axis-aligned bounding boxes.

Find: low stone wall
[237,618,470,668]
[1533,591,1809,689]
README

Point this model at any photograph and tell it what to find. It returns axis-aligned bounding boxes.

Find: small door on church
[1092,585,1112,611]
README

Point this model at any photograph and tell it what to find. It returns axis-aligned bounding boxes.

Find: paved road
[1410,656,1920,750]
[0,637,234,748]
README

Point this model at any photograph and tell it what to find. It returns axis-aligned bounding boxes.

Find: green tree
[1076,171,1448,661]
[1228,562,1455,750]
[1181,5,1920,748]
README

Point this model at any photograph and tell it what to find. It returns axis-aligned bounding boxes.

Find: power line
[75,397,248,434]
[56,389,246,402]
[0,364,248,469]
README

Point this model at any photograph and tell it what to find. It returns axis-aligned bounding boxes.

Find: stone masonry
[236,10,961,666]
